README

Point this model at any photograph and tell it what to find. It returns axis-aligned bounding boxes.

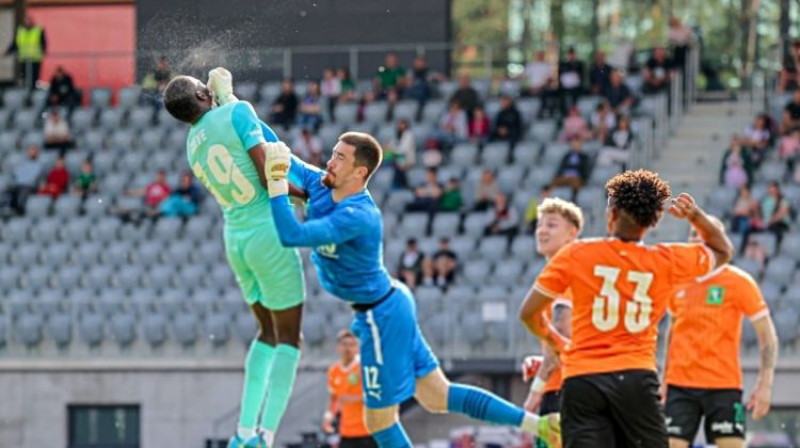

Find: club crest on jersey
[317,243,339,259]
[706,286,725,305]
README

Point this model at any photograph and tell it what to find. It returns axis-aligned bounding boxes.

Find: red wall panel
[29,5,135,103]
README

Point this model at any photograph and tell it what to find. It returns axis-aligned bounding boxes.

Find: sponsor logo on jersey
[706,286,725,305]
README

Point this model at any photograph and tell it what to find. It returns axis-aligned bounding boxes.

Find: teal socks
[238,340,275,436]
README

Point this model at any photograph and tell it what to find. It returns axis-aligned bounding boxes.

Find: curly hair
[606,169,671,228]
[163,76,202,123]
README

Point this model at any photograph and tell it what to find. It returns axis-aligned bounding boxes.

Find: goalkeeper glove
[265,142,291,198]
[207,67,239,106]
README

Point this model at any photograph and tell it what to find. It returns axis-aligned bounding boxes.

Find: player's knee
[364,409,397,434]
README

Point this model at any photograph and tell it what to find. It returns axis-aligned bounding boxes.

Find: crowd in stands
[397,237,459,290]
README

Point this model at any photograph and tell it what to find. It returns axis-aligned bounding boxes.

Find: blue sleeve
[258,120,280,143]
[231,102,266,151]
[288,154,324,190]
[270,195,368,247]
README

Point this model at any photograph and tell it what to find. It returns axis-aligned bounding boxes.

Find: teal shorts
[223,223,305,310]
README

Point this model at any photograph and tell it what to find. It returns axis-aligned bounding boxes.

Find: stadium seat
[70,108,95,132]
[179,265,207,290]
[0,315,7,349]
[24,265,52,291]
[430,213,461,236]
[110,313,137,348]
[774,309,799,345]
[3,87,28,109]
[383,190,414,214]
[302,313,326,347]
[118,86,142,110]
[47,313,73,349]
[749,232,777,258]
[0,266,22,291]
[759,161,786,183]
[492,260,525,286]
[764,256,796,288]
[450,143,479,167]
[460,313,485,346]
[109,129,136,150]
[510,237,536,262]
[25,195,51,218]
[498,79,521,97]
[462,260,493,287]
[462,212,488,237]
[397,213,429,238]
[496,165,527,194]
[91,217,120,243]
[234,312,257,345]
[172,312,199,347]
[20,130,43,148]
[478,236,508,262]
[205,313,231,347]
[734,258,761,280]
[364,102,388,124]
[53,195,82,217]
[334,103,358,126]
[82,129,106,150]
[528,120,557,142]
[12,109,38,132]
[99,109,124,130]
[513,141,540,166]
[480,142,511,168]
[0,130,19,149]
[210,265,236,290]
[143,312,168,348]
[9,244,39,267]
[85,265,114,290]
[147,266,175,290]
[90,88,112,109]
[1,218,29,242]
[115,265,143,290]
[780,232,800,260]
[16,313,43,348]
[44,242,71,266]
[56,265,83,291]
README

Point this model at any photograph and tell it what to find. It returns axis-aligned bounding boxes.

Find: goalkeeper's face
[322,142,367,189]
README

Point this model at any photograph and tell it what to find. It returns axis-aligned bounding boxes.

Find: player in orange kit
[519,170,734,448]
[323,330,376,448]
[520,198,585,448]
[662,219,778,448]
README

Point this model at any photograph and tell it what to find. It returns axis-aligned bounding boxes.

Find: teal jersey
[186,101,277,229]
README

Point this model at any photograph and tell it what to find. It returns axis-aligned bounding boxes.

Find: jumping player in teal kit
[262,131,558,447]
[163,69,305,448]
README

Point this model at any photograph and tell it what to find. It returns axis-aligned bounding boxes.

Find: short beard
[322,172,334,188]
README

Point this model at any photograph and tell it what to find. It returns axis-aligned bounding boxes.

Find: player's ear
[356,165,369,182]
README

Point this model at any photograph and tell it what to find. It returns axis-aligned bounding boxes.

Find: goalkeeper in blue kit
[261,132,558,447]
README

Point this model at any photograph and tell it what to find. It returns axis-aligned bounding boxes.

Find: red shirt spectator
[469,107,491,142]
[145,179,171,207]
[38,157,69,198]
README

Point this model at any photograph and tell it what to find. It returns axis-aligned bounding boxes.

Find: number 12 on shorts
[593,265,654,333]
[363,366,381,401]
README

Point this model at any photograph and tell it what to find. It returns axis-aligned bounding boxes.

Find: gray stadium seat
[82,195,110,218]
[759,161,786,183]
[302,313,326,347]
[145,151,173,172]
[45,242,72,266]
[109,129,135,150]
[20,130,44,148]
[90,88,112,109]
[430,213,461,236]
[179,265,207,290]
[0,266,22,291]
[83,129,106,150]
[110,313,136,348]
[92,217,120,243]
[335,103,358,125]
[234,312,258,345]
[528,120,557,142]
[479,236,509,262]
[118,86,142,110]
[480,142,511,168]
[493,260,525,286]
[462,260,493,287]
[0,315,7,348]
[115,265,143,290]
[512,141,540,165]
[30,219,60,245]
[35,290,63,317]
[497,165,526,194]
[210,265,236,290]
[25,195,51,218]
[9,244,38,267]
[749,233,777,258]
[184,215,214,242]
[1,218,29,242]
[205,313,230,347]
[53,195,82,217]
[780,233,800,259]
[0,130,19,149]
[383,190,415,214]
[85,265,114,290]
[146,266,174,290]
[162,240,192,265]
[47,313,73,348]
[139,127,164,150]
[172,312,199,347]
[510,237,536,261]
[774,309,799,345]
[393,100,418,122]
[99,109,123,130]
[166,128,189,150]
[118,150,145,171]
[153,218,182,240]
[16,313,43,348]
[460,313,485,346]
[55,266,83,291]
[733,258,761,280]
[12,109,38,132]
[397,213,429,237]
[143,312,168,348]
[707,187,738,211]
[450,143,479,167]
[3,88,28,109]
[763,256,795,287]
[234,82,258,102]
[70,108,95,132]
[23,266,51,291]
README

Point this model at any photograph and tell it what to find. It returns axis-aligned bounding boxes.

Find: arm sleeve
[270,195,368,247]
[231,102,267,151]
[287,154,323,191]
[533,243,575,298]
[667,243,716,284]
[734,271,770,321]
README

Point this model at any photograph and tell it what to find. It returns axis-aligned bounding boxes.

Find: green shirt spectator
[440,178,463,212]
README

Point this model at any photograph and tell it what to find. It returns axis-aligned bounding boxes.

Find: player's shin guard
[447,383,527,427]
[259,344,301,436]
[372,422,413,448]
[238,340,275,438]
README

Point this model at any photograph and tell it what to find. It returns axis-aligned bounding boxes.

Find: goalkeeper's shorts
[223,223,305,310]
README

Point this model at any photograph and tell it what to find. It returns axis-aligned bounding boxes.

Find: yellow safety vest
[15,26,43,62]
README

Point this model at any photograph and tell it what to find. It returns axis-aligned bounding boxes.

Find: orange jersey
[542,297,572,393]
[665,265,768,389]
[534,238,715,379]
[327,359,369,438]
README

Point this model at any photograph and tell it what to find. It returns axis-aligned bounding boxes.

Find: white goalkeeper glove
[265,142,291,198]
[207,67,238,106]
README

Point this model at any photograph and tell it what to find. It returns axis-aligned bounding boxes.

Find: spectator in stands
[779,40,800,93]
[491,95,523,146]
[782,89,800,134]
[160,172,202,218]
[559,104,591,142]
[406,167,442,213]
[397,238,425,290]
[337,67,357,103]
[292,128,324,167]
[522,50,554,97]
[433,100,468,149]
[719,137,754,188]
[386,119,416,189]
[589,51,612,94]
[270,79,299,130]
[598,115,634,169]
[731,185,758,235]
[603,69,634,114]
[558,47,585,113]
[523,186,552,234]
[758,181,792,244]
[71,159,97,198]
[423,237,459,289]
[375,51,406,99]
[779,128,800,175]
[421,144,443,169]
[43,107,73,155]
[450,74,480,118]
[141,56,172,108]
[3,145,43,215]
[122,169,171,220]
[743,238,768,276]
[590,99,617,143]
[473,169,500,211]
[37,156,69,199]
[551,137,591,198]
[643,47,674,94]
[321,67,341,122]
[439,177,463,212]
[406,56,434,118]
[5,15,46,90]
[668,17,694,73]
[46,66,77,113]
[483,192,520,237]
[296,81,323,131]
[740,114,772,164]
[468,106,491,145]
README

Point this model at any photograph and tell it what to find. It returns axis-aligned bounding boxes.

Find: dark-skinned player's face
[322,141,366,189]
[187,77,215,109]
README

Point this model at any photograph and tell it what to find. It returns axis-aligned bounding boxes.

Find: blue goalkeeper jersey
[269,156,393,304]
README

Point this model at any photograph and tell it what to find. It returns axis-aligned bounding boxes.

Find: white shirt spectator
[591,110,616,130]
[524,61,553,89]
[44,115,70,142]
[393,129,416,166]
[438,109,468,140]
[321,76,341,98]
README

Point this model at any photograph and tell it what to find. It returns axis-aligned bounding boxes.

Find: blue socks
[447,383,525,426]
[372,422,413,448]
